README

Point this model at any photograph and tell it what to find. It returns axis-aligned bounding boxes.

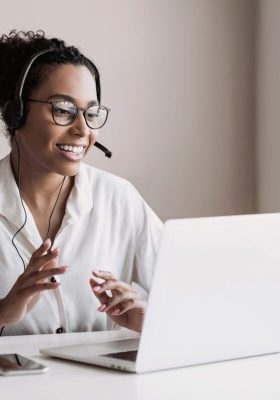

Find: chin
[53,161,81,177]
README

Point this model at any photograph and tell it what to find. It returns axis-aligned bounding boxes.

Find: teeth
[57,144,84,154]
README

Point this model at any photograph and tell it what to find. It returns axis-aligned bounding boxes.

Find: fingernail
[93,286,101,292]
[97,304,106,312]
[111,309,120,316]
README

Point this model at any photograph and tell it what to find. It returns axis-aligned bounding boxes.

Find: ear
[2,99,25,129]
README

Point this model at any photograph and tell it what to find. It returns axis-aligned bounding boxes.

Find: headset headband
[2,48,102,131]
[15,49,54,100]
[15,49,101,102]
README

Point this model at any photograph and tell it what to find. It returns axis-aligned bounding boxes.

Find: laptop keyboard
[102,350,138,362]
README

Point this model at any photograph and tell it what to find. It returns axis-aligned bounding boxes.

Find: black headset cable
[11,135,28,271]
[44,176,66,243]
[1,137,66,337]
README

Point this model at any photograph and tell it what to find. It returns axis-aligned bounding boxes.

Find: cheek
[22,112,56,141]
[21,126,63,157]
[84,131,98,155]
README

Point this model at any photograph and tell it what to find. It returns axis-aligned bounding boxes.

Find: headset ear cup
[2,99,25,130]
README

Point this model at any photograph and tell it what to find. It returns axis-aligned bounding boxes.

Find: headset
[2,48,112,158]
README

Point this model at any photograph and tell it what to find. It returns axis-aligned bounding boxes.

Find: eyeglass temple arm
[94,141,112,158]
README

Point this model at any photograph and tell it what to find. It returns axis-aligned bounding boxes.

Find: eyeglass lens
[52,101,107,129]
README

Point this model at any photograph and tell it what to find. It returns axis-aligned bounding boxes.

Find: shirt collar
[0,153,94,245]
[0,153,26,229]
[63,162,94,225]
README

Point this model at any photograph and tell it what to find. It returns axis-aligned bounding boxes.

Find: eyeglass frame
[26,98,110,129]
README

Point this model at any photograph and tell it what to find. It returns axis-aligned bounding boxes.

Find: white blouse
[0,154,163,336]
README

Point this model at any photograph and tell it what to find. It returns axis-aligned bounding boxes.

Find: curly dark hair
[0,30,101,136]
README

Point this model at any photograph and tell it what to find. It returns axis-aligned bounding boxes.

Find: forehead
[33,64,97,103]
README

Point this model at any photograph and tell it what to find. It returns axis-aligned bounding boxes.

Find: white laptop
[40,214,280,373]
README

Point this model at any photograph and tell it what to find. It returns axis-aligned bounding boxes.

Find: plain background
[0,0,277,221]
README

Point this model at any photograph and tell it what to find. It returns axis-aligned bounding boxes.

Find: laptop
[40,214,280,373]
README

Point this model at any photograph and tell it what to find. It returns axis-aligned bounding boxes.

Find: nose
[70,110,91,137]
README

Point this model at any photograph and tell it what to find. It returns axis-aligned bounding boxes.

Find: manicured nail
[93,286,101,292]
[97,304,106,312]
[111,309,120,316]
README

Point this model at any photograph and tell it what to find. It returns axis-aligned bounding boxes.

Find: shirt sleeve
[128,183,163,294]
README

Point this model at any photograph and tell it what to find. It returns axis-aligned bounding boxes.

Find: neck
[10,148,74,210]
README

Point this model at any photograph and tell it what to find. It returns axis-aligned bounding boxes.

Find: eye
[54,107,71,115]
[86,106,99,120]
[53,102,76,116]
[86,112,98,120]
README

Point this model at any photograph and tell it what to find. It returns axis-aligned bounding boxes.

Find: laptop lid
[135,214,280,372]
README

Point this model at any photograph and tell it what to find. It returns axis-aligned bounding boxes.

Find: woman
[0,30,162,336]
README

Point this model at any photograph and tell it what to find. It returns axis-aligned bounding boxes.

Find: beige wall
[256,0,280,212]
[0,0,257,220]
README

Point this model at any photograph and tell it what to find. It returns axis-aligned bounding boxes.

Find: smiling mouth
[56,144,86,154]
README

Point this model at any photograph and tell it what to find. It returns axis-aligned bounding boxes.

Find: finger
[29,239,52,261]
[90,276,101,286]
[23,266,68,288]
[27,248,60,273]
[91,271,119,297]
[102,292,140,313]
[90,279,110,304]
[41,258,58,271]
[36,258,59,284]
[92,270,117,281]
[111,299,146,316]
[90,274,115,297]
[17,254,58,286]
[29,239,59,265]
[20,281,61,298]
[95,280,132,295]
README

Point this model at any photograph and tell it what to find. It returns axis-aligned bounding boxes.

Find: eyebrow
[47,94,98,106]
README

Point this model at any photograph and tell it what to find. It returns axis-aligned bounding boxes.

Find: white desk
[1,330,280,400]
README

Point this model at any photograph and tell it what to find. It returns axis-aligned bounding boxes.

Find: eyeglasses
[27,99,110,129]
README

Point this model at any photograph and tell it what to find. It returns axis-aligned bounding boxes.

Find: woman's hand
[90,270,146,332]
[0,238,67,327]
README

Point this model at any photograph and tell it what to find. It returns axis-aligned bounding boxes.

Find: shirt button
[56,327,64,334]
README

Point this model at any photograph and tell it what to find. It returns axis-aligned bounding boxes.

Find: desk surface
[1,330,280,400]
